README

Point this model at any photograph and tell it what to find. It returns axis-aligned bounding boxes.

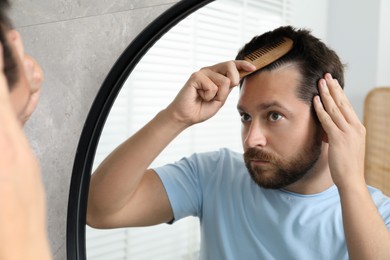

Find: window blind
[88,0,291,259]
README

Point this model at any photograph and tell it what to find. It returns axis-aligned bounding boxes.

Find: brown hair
[0,0,19,90]
[236,26,345,105]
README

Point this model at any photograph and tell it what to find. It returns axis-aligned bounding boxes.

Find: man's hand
[21,54,44,124]
[8,30,44,124]
[166,60,256,127]
[313,73,366,190]
[314,73,390,259]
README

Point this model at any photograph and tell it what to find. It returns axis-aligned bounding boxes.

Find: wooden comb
[239,37,294,78]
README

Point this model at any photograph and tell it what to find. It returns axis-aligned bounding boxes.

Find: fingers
[236,60,257,73]
[225,60,256,84]
[195,69,230,102]
[202,60,256,87]
[19,50,44,123]
[314,73,360,136]
[8,29,44,97]
[24,55,44,95]
[6,30,44,93]
[6,30,24,62]
[195,60,256,101]
[170,60,256,125]
[6,30,43,98]
[323,74,357,123]
[316,77,348,132]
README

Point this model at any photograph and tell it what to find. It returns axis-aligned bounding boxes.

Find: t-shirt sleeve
[154,154,204,223]
[369,187,390,230]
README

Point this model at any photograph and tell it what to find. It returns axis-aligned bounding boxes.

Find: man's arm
[86,61,256,228]
[314,73,390,259]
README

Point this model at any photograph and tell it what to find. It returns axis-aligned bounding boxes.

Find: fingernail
[321,79,327,87]
[313,95,320,104]
[326,73,332,80]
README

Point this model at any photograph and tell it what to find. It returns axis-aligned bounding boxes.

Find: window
[87,0,292,259]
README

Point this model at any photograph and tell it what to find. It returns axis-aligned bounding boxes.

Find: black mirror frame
[66,0,214,259]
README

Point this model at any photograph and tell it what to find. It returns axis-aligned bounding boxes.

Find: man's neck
[283,146,334,195]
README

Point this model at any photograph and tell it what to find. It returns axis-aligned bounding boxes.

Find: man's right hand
[165,60,256,127]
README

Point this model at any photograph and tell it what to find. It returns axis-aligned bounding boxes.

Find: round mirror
[86,0,299,258]
[67,0,390,259]
[66,1,213,259]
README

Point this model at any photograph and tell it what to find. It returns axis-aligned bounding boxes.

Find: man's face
[237,64,323,189]
[6,30,31,123]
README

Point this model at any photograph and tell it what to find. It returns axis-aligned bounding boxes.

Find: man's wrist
[335,176,367,196]
[158,108,192,131]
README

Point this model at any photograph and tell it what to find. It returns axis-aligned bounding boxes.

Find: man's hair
[236,26,344,105]
[0,0,19,90]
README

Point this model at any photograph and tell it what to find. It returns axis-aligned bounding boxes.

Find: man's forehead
[237,66,308,113]
[240,65,301,92]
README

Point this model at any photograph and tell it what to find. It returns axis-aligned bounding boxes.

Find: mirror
[66,1,213,259]
[67,0,390,259]
[87,0,294,258]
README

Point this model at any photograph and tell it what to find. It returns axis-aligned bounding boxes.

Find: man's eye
[268,112,283,122]
[240,113,251,122]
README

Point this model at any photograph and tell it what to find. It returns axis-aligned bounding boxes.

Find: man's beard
[243,128,322,189]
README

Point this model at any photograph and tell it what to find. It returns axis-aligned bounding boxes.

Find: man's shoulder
[188,148,247,183]
[194,147,243,161]
[185,147,243,165]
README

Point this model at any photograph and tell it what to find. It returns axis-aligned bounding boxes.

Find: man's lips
[244,148,277,167]
[249,159,271,165]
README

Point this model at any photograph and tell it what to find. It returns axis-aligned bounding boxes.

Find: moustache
[244,148,278,164]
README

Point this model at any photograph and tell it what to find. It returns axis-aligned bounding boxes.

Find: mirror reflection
[85,0,390,259]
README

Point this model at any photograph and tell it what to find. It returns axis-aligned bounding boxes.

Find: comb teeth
[245,39,287,61]
[240,37,294,78]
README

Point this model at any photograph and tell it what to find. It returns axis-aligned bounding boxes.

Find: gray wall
[9,1,178,259]
[327,0,383,120]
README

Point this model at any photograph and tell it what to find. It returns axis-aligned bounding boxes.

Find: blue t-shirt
[154,148,390,260]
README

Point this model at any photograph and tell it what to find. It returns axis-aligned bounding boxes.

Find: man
[87,26,390,259]
[0,0,51,259]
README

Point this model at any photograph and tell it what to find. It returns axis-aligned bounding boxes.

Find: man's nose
[243,122,267,148]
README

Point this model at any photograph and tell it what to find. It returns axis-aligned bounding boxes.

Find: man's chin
[248,168,285,189]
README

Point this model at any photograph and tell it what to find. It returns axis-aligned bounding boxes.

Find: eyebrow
[237,101,292,114]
